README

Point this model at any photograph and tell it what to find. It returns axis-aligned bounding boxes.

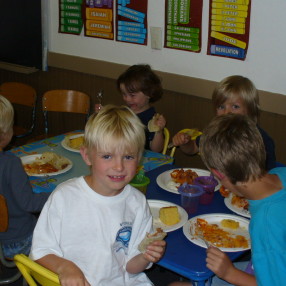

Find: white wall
[48,1,286,96]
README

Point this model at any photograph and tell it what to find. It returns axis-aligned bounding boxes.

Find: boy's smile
[81,147,139,196]
[120,84,150,114]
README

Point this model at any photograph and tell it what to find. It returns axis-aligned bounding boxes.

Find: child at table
[0,95,50,259]
[30,104,166,286]
[170,113,286,286]
[172,75,276,170]
[96,64,167,153]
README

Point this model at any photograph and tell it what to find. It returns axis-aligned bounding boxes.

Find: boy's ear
[211,168,225,181]
[80,147,92,166]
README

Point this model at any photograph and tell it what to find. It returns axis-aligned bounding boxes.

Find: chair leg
[0,245,22,285]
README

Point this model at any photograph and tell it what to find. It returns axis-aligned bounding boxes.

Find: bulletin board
[207,0,251,60]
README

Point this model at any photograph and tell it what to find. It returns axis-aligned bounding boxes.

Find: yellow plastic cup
[130,175,150,195]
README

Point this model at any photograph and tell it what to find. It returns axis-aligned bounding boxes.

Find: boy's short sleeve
[29,191,64,260]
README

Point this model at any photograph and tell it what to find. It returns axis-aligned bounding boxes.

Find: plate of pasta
[156,168,221,194]
[61,133,84,153]
[224,193,251,218]
[183,213,250,252]
[21,152,73,177]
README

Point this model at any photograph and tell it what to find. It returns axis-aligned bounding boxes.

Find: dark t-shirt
[0,152,49,243]
[137,107,156,150]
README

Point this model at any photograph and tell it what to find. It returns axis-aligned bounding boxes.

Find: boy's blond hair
[0,95,14,136]
[84,105,145,157]
[212,75,260,122]
[200,113,266,184]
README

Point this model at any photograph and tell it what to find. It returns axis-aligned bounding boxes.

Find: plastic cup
[193,176,218,205]
[130,175,150,195]
[178,183,204,214]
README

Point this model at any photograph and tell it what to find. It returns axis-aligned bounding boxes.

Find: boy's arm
[206,247,256,286]
[126,240,166,274]
[172,133,199,155]
[37,254,91,286]
[150,115,166,153]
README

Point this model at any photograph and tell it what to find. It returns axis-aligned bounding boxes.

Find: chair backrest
[42,90,90,135]
[162,127,170,155]
[0,195,22,285]
[14,254,60,286]
[0,82,37,137]
[0,195,8,232]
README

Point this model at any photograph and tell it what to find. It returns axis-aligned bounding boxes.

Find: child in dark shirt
[0,95,49,259]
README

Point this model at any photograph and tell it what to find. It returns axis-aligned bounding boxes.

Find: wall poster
[84,0,114,40]
[165,0,203,52]
[59,0,84,35]
[116,0,148,45]
[207,0,251,60]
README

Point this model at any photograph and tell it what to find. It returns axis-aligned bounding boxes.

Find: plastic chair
[14,254,60,286]
[0,82,37,138]
[162,127,170,155]
[42,89,90,136]
[0,195,22,285]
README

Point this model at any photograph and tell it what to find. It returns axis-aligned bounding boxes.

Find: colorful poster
[116,0,148,45]
[165,0,203,52]
[84,0,114,40]
[59,0,84,35]
[207,0,251,60]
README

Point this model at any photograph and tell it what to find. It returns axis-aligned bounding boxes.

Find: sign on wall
[164,0,203,52]
[115,0,148,45]
[84,0,114,40]
[207,0,251,60]
[59,0,84,35]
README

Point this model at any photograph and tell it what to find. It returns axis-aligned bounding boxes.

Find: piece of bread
[221,219,239,229]
[69,136,84,149]
[138,228,167,253]
[147,113,161,132]
[159,206,180,226]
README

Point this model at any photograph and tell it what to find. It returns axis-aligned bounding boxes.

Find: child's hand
[172,132,190,147]
[143,239,166,263]
[59,262,91,286]
[206,246,234,280]
[155,114,166,131]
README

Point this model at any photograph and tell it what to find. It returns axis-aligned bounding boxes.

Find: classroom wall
[48,0,286,115]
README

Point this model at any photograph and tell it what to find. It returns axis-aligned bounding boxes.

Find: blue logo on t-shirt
[114,226,132,254]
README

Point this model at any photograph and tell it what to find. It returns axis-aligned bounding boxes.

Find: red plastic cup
[193,176,218,205]
[178,183,204,214]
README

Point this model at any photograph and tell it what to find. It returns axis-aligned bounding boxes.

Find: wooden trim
[48,52,286,116]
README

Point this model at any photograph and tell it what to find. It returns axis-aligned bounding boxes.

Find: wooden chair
[14,254,60,286]
[26,89,91,143]
[42,90,90,136]
[0,82,37,138]
[0,195,22,284]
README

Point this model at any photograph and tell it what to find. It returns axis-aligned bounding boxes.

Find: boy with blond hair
[30,105,166,286]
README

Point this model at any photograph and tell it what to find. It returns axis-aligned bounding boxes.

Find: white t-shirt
[30,176,153,286]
